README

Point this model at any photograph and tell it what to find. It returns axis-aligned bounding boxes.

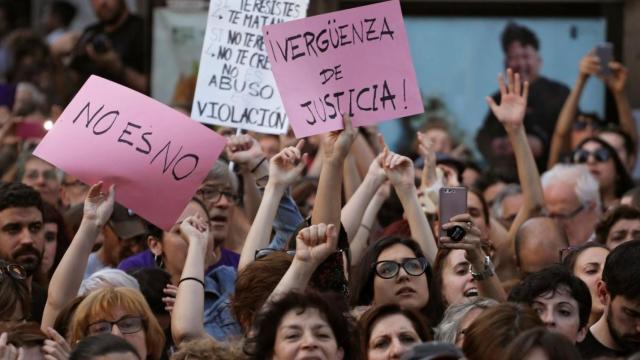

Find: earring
[154,254,164,268]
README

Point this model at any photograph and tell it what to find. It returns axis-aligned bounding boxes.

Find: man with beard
[69,0,147,92]
[578,239,640,358]
[0,182,46,322]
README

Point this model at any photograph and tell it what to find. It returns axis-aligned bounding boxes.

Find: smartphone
[595,43,613,77]
[15,121,47,140]
[439,187,468,237]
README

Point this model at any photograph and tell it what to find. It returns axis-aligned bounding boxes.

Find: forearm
[352,134,377,177]
[555,76,588,137]
[396,186,437,263]
[350,195,385,265]
[238,182,286,271]
[267,260,315,303]
[470,256,507,302]
[343,154,361,202]
[507,127,544,241]
[613,91,637,148]
[312,159,343,227]
[239,170,261,222]
[172,240,208,344]
[42,219,100,330]
[341,174,384,241]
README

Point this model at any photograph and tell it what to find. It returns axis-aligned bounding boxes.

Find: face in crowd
[22,157,60,206]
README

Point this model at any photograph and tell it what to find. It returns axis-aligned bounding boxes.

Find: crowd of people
[0,0,639,359]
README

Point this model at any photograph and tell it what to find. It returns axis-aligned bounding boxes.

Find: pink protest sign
[34,76,226,230]
[262,0,423,138]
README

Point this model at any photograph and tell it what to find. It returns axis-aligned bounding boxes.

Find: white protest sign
[191,0,309,134]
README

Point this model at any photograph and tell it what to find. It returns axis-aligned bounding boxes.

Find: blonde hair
[171,337,246,360]
[68,287,165,360]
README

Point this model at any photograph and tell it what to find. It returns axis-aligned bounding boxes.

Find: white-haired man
[542,164,602,245]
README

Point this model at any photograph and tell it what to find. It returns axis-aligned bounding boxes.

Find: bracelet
[360,224,371,232]
[251,157,267,173]
[179,277,204,287]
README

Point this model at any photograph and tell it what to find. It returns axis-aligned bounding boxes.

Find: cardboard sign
[34,76,226,230]
[263,0,424,138]
[191,0,309,134]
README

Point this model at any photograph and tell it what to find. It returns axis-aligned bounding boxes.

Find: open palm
[486,68,529,131]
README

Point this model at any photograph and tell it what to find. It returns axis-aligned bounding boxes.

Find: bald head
[515,217,569,278]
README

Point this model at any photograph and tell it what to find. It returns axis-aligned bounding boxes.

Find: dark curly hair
[0,181,43,214]
[594,205,640,246]
[508,265,591,329]
[244,290,359,360]
[501,22,539,52]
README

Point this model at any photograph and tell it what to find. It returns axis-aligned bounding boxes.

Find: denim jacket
[203,265,242,340]
[269,191,305,250]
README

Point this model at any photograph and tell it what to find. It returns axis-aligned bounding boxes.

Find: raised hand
[82,182,115,228]
[438,213,486,264]
[579,54,600,78]
[179,215,210,247]
[322,114,356,163]
[417,131,437,187]
[380,146,415,190]
[604,61,627,94]
[486,68,529,132]
[367,150,387,184]
[225,134,266,171]
[269,139,308,186]
[42,327,71,360]
[294,223,337,267]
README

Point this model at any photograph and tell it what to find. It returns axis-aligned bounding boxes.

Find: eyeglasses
[573,148,611,164]
[255,248,296,260]
[24,170,58,182]
[0,263,27,282]
[374,258,428,279]
[549,204,585,221]
[195,187,240,204]
[87,316,144,335]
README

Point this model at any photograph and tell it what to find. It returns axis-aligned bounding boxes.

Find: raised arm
[41,182,114,331]
[605,62,637,154]
[486,69,544,243]
[381,143,438,263]
[311,114,356,229]
[350,182,390,265]
[225,134,269,221]
[238,141,307,271]
[340,152,386,241]
[267,223,337,302]
[171,215,210,344]
[548,54,598,168]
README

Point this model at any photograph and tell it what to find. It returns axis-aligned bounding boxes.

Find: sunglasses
[573,148,611,164]
[573,119,602,131]
[374,258,428,279]
[254,248,296,260]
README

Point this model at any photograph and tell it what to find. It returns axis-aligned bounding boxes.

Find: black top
[577,329,630,359]
[70,14,146,85]
[30,281,47,323]
[475,76,570,181]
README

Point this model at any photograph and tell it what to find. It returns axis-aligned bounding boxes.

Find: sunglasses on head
[0,263,27,282]
[572,148,611,164]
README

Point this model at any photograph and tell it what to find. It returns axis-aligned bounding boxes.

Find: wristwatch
[470,256,495,281]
